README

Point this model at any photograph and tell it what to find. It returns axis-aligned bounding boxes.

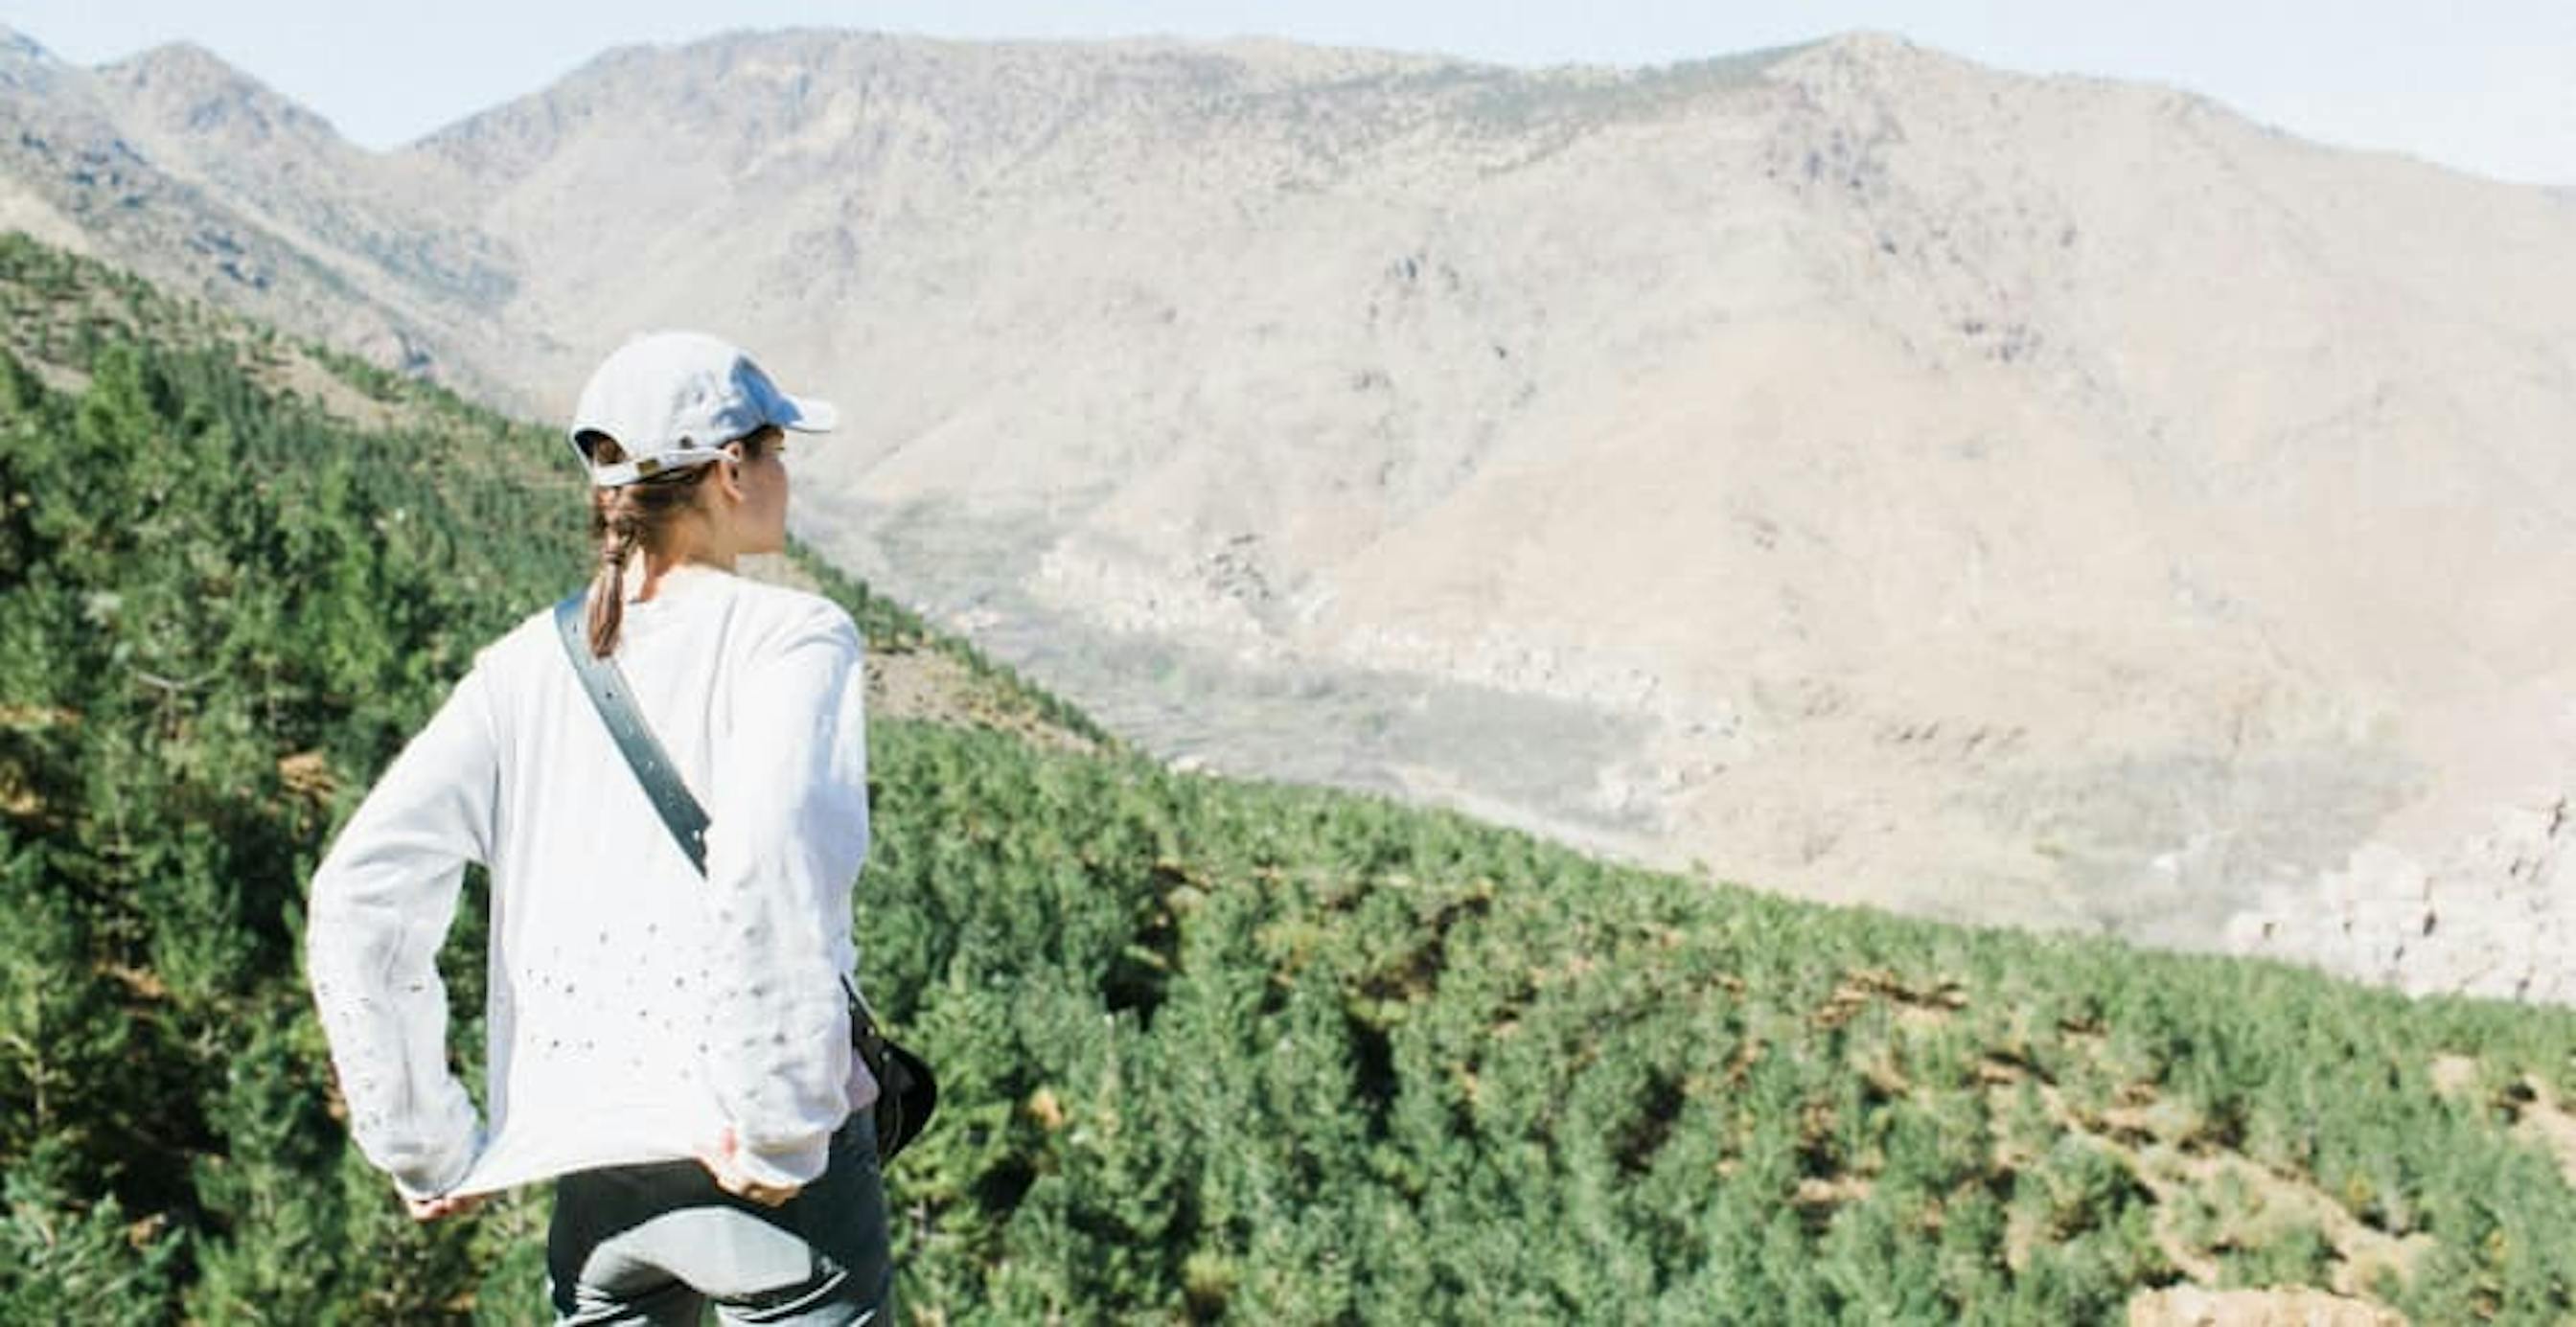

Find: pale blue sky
[9,2,2572,187]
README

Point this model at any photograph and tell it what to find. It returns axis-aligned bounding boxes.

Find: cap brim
[776,394,837,432]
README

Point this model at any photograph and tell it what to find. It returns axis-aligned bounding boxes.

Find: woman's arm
[305,666,498,1200]
[702,603,871,1189]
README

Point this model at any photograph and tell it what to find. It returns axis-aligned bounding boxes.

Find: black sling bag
[553,590,935,1164]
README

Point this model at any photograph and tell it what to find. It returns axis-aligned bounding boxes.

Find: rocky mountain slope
[5,24,2572,992]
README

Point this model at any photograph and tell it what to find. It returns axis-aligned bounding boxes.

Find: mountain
[6,27,2573,995]
[0,27,510,395]
[91,42,515,318]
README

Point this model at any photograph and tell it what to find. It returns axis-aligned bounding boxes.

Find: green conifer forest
[6,233,2576,1322]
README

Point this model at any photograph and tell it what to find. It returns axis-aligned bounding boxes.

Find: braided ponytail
[580,436,734,657]
[586,484,645,657]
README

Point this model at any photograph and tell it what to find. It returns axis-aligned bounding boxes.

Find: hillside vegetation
[7,234,2576,1323]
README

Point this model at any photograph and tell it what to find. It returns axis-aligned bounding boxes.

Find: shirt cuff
[387,1124,485,1201]
[732,1129,834,1190]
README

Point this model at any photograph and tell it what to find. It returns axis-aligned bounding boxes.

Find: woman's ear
[710,450,749,505]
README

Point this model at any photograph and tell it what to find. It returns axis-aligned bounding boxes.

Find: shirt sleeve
[702,603,871,1187]
[304,665,496,1199]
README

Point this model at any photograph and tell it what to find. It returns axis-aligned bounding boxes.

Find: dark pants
[547,1115,893,1325]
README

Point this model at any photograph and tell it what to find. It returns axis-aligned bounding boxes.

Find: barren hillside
[7,24,2572,989]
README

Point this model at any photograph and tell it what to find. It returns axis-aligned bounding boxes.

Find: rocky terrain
[2233,793,2576,1004]
[3,23,2572,996]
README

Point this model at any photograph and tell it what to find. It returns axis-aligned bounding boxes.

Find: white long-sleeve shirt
[306,567,875,1198]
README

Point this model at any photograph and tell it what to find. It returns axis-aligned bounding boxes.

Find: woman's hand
[698,1125,803,1207]
[402,1191,485,1222]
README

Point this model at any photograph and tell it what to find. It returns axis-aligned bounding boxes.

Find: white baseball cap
[566,331,838,488]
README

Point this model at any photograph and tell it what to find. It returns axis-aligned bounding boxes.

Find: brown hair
[582,428,775,656]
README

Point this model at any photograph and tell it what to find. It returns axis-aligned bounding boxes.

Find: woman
[306,331,892,1323]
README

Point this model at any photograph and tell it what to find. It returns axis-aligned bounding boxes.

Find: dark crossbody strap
[549,589,890,1046]
[553,592,710,873]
